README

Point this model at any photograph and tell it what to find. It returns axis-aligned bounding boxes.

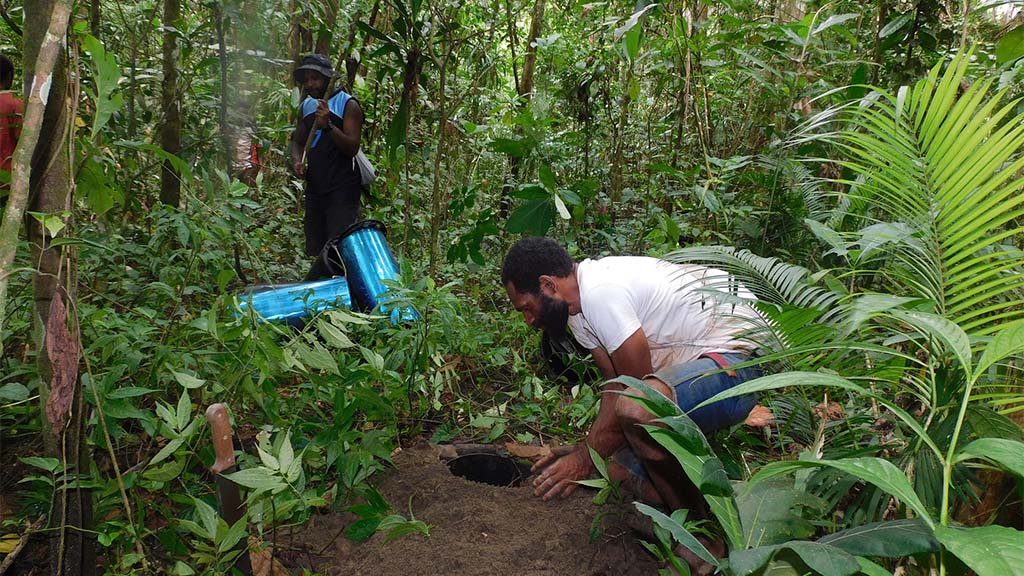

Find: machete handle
[206,403,236,474]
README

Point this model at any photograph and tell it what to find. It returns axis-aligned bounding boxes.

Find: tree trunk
[89,0,101,38]
[0,0,70,353]
[399,46,421,250]
[160,0,182,206]
[518,0,545,99]
[500,0,545,221]
[16,3,95,576]
[315,0,342,56]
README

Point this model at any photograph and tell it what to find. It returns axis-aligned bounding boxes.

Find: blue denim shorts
[612,353,760,477]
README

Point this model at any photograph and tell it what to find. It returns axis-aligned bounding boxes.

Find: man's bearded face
[537,292,569,337]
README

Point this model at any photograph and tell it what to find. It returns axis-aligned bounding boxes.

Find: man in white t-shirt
[502,237,769,522]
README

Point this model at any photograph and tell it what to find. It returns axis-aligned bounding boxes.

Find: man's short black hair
[0,55,13,89]
[501,237,574,294]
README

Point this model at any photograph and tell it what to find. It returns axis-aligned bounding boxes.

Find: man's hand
[314,99,330,128]
[293,160,305,178]
[530,443,594,501]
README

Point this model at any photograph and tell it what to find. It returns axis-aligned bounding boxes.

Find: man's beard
[538,293,569,337]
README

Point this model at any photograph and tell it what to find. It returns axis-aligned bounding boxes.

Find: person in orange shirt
[0,54,23,188]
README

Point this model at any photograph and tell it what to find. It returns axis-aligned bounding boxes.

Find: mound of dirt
[286,444,663,575]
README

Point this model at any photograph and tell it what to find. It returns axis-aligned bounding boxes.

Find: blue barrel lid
[339,219,387,241]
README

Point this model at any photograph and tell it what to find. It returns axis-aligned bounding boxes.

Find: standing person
[290,53,364,280]
[502,237,772,573]
[0,54,23,189]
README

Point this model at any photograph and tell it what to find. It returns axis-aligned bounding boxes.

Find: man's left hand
[530,443,594,501]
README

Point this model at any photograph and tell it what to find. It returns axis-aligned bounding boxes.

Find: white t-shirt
[567,257,760,371]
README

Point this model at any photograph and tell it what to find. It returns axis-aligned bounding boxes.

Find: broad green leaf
[996,25,1024,65]
[178,519,210,540]
[378,514,430,543]
[934,525,1024,576]
[143,458,185,483]
[488,136,533,158]
[804,218,847,256]
[855,557,893,576]
[611,376,682,420]
[171,561,196,575]
[645,416,744,550]
[345,517,381,542]
[173,371,205,390]
[224,468,287,493]
[20,456,61,473]
[888,310,972,377]
[729,541,860,576]
[278,431,295,472]
[0,382,30,402]
[975,320,1024,376]
[737,477,821,548]
[295,342,340,375]
[156,402,176,428]
[194,498,219,542]
[81,34,124,138]
[285,450,304,484]
[28,211,67,237]
[879,13,912,38]
[810,13,858,37]
[700,458,732,497]
[818,519,939,558]
[635,502,717,566]
[256,444,280,471]
[317,320,355,349]
[78,158,120,215]
[587,445,608,481]
[539,164,557,191]
[175,391,191,431]
[750,458,932,526]
[955,438,1024,477]
[217,516,249,554]
[149,438,184,466]
[386,98,409,162]
[507,198,555,235]
[553,192,570,220]
[359,346,385,373]
[106,387,156,399]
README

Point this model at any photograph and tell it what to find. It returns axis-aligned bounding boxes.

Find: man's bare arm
[608,328,654,379]
[324,99,363,156]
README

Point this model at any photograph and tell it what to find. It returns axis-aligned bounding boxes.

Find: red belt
[701,352,737,377]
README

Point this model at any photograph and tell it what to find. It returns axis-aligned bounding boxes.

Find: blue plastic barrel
[337,220,418,323]
[236,277,352,323]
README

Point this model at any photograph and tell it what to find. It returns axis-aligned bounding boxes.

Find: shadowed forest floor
[281,444,663,575]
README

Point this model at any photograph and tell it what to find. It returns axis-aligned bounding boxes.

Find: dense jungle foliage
[1,0,1023,575]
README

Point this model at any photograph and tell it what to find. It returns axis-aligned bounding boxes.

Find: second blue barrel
[338,220,418,322]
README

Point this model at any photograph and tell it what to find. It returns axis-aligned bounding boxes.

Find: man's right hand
[530,443,594,501]
[293,160,305,178]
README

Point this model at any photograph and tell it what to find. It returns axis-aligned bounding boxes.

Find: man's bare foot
[744,404,775,427]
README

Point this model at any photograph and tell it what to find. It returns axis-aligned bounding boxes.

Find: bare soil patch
[285,443,663,575]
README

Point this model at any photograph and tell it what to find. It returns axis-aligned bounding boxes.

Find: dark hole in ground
[446,453,532,487]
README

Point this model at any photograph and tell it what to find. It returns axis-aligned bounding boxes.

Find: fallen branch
[0,515,46,575]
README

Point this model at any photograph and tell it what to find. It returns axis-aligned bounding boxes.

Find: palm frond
[791,49,1024,336]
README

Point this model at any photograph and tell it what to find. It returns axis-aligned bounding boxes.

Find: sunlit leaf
[934,525,1024,576]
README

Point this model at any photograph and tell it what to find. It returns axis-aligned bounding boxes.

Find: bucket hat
[293,53,335,83]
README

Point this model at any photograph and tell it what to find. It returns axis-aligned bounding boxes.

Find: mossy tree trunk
[160,0,182,206]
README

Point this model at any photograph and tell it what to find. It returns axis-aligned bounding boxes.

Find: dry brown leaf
[813,401,843,421]
[44,294,80,436]
[249,537,290,576]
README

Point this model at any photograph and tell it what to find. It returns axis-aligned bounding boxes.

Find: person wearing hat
[290,53,365,279]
